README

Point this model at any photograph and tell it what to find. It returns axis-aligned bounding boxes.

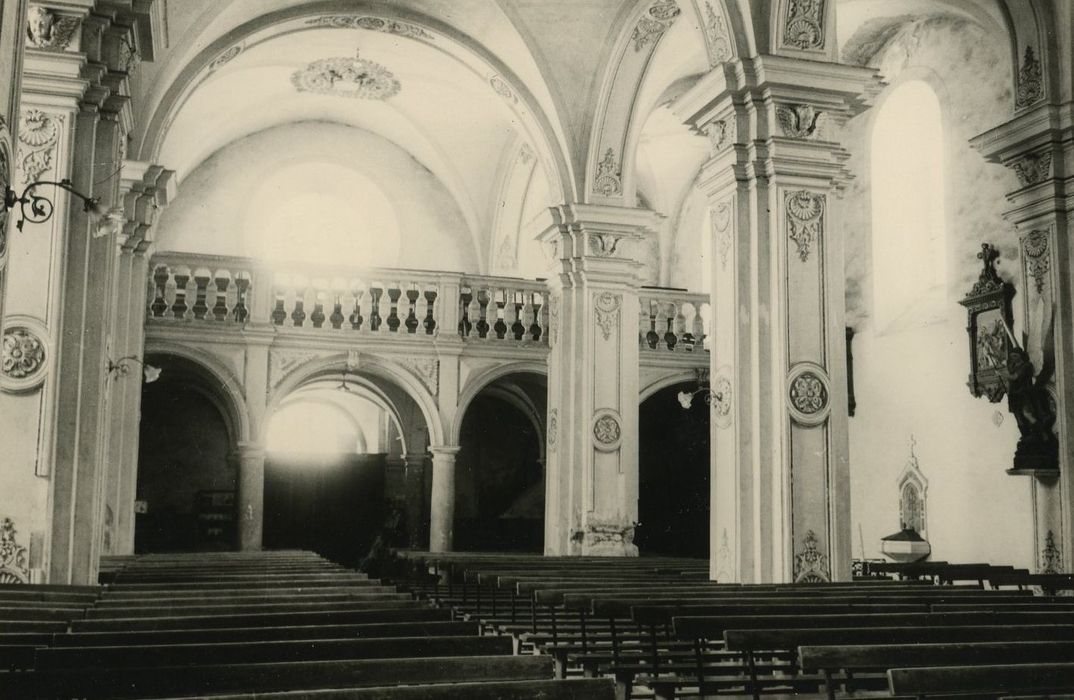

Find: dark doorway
[135,375,236,553]
[263,453,386,567]
[637,382,709,557]
[456,391,544,552]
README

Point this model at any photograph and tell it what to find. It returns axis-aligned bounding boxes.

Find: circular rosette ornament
[291,51,401,100]
[1,323,49,392]
[592,408,623,452]
[786,362,831,426]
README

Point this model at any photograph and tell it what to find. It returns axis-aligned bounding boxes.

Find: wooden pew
[70,606,446,632]
[889,662,1074,697]
[166,678,617,700]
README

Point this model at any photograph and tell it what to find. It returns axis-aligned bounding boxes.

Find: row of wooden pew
[393,551,1074,699]
[866,560,1074,594]
[1,550,613,698]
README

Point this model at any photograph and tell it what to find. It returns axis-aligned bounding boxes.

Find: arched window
[871,80,947,332]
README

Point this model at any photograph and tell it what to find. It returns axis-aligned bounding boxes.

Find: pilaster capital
[429,445,461,460]
[540,204,661,287]
[232,442,266,461]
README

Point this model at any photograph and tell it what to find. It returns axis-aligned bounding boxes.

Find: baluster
[212,271,230,321]
[680,303,696,350]
[359,285,374,332]
[638,297,651,348]
[459,288,473,337]
[385,284,401,332]
[477,287,492,339]
[651,302,667,349]
[662,302,678,350]
[467,291,481,339]
[424,287,437,335]
[233,273,250,323]
[372,284,387,332]
[310,290,327,328]
[191,269,211,319]
[405,285,420,334]
[291,278,309,327]
[171,268,190,319]
[349,280,364,330]
[520,293,534,341]
[150,265,169,317]
[493,288,508,340]
[670,302,685,351]
[645,299,660,349]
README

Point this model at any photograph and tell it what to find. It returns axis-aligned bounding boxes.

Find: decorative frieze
[0,517,29,584]
[786,190,825,262]
[396,356,439,396]
[793,529,830,582]
[776,104,822,139]
[1015,46,1044,110]
[593,148,622,197]
[2,327,46,380]
[305,15,434,41]
[781,0,826,52]
[25,6,81,51]
[269,349,325,387]
[1022,230,1050,296]
[702,1,732,65]
[631,0,681,52]
[1012,151,1052,187]
[291,53,401,100]
[17,110,62,184]
[594,292,622,341]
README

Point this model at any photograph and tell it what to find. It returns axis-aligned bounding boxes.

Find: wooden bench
[70,605,447,632]
[889,662,1074,697]
[165,678,617,700]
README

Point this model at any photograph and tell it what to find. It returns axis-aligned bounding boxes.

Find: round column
[428,446,461,552]
[403,452,427,548]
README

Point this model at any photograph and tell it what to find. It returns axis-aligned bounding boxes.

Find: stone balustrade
[638,288,710,352]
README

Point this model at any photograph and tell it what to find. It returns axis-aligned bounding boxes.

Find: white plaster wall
[842,17,1032,568]
[155,121,478,272]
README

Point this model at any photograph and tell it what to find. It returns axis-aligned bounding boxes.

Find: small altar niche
[881,437,931,563]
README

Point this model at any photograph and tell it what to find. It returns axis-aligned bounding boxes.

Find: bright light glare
[266,401,359,455]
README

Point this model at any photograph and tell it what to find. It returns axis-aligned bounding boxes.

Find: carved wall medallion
[787,362,831,426]
[712,200,733,270]
[794,529,830,582]
[1015,46,1044,110]
[711,366,734,428]
[1040,529,1062,574]
[593,148,622,197]
[592,409,623,452]
[1023,230,1050,296]
[209,45,244,72]
[632,0,681,52]
[594,292,622,341]
[782,0,826,51]
[2,327,46,380]
[291,53,400,100]
[547,409,558,447]
[776,104,822,138]
[786,190,825,263]
[703,1,733,65]
[0,517,29,584]
[1013,151,1052,186]
[589,233,621,258]
[17,110,62,184]
[397,356,439,396]
[25,6,81,51]
[305,15,434,41]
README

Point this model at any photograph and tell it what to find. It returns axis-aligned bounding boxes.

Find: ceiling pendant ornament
[632,0,681,52]
[782,0,826,52]
[786,190,825,262]
[1015,45,1044,110]
[291,49,401,100]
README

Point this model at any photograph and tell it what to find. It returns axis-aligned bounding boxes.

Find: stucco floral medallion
[786,362,831,426]
[592,408,623,452]
[711,365,733,428]
[2,327,46,384]
[594,292,622,341]
[291,52,400,100]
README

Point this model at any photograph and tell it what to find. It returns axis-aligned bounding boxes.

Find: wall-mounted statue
[1003,311,1058,473]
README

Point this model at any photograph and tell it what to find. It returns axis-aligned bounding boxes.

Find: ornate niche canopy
[958,243,1015,404]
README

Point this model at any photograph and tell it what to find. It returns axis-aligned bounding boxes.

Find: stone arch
[451,361,548,445]
[142,341,250,444]
[640,369,701,402]
[268,352,444,449]
[134,0,575,206]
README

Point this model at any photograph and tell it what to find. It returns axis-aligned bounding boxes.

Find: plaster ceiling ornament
[793,529,830,582]
[593,148,623,197]
[592,409,623,451]
[782,0,826,51]
[396,356,439,396]
[519,143,535,165]
[594,292,622,341]
[269,348,326,387]
[1040,529,1062,575]
[291,50,401,100]
[488,75,517,104]
[2,327,46,380]
[17,110,62,184]
[631,0,682,52]
[703,1,733,65]
[1015,46,1044,110]
[776,104,822,139]
[25,6,81,51]
[208,45,244,72]
[715,528,733,581]
[786,190,825,263]
[1012,151,1052,187]
[713,200,733,270]
[711,366,734,428]
[589,233,621,258]
[1023,230,1050,296]
[0,517,29,584]
[305,15,434,41]
[547,409,558,447]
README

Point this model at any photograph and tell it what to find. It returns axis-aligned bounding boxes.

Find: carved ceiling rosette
[786,362,831,426]
[592,408,624,452]
[291,53,401,100]
[786,190,825,263]
[594,292,622,341]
